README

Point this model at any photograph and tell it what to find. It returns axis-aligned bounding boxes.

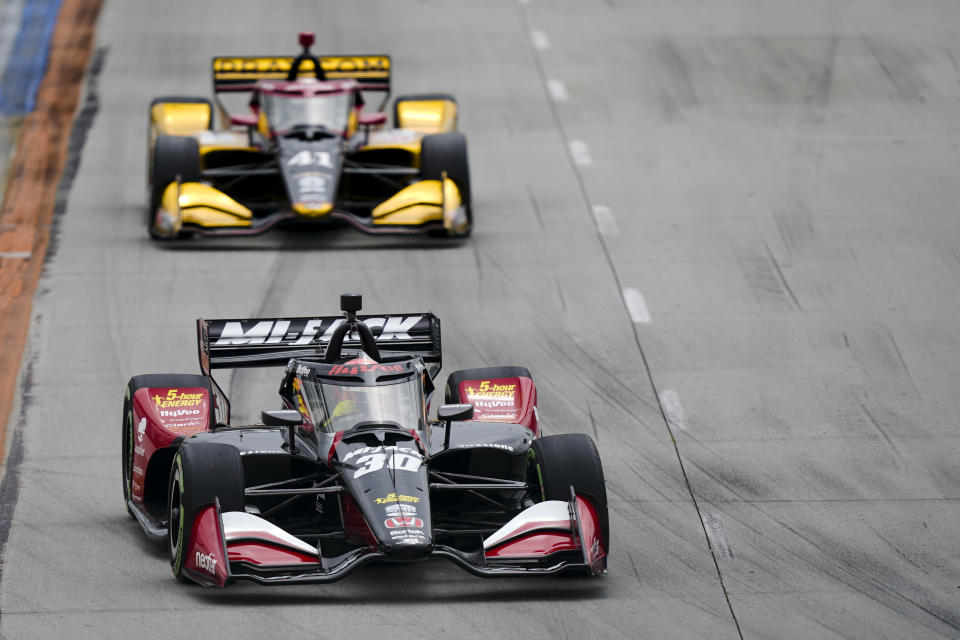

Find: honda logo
[384,517,424,529]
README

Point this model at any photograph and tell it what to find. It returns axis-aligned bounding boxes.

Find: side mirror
[261,409,303,426]
[263,409,303,455]
[438,403,473,450]
[438,403,474,422]
[357,112,388,127]
[230,114,258,128]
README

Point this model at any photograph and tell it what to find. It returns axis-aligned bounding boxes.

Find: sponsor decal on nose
[384,517,424,529]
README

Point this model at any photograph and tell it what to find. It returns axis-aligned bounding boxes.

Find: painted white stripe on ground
[0,251,31,259]
[591,205,619,236]
[547,78,568,102]
[531,29,549,50]
[659,389,687,431]
[569,139,592,167]
[702,511,734,560]
[622,288,650,323]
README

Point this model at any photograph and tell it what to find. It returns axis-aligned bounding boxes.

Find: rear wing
[197,313,441,377]
[212,55,391,93]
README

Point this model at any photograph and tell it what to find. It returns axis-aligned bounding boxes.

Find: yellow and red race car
[147,33,470,239]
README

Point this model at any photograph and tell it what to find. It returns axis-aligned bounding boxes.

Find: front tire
[167,442,244,582]
[420,132,471,237]
[528,433,609,552]
[149,135,200,233]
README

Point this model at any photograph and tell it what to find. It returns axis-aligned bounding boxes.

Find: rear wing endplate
[212,55,391,93]
[198,313,441,378]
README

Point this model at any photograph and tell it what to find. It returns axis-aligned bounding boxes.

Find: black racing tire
[393,93,458,130]
[420,132,471,237]
[444,366,532,404]
[149,135,200,227]
[168,442,244,583]
[122,374,215,517]
[528,433,609,552]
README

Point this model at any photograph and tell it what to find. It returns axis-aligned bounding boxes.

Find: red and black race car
[122,294,608,586]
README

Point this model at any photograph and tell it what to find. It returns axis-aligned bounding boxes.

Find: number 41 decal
[288,150,334,168]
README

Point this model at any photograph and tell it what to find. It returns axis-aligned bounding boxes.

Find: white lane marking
[547,79,568,102]
[659,389,687,431]
[591,205,619,236]
[702,511,734,560]
[531,29,549,50]
[569,139,592,166]
[622,288,650,323]
[0,251,31,259]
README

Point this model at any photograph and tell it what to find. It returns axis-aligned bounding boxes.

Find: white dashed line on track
[0,252,31,259]
[659,389,688,431]
[547,78,568,102]
[621,288,650,323]
[569,139,592,167]
[591,205,618,236]
[530,29,549,50]
[702,511,734,560]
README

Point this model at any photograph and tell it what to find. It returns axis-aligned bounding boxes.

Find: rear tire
[528,433,609,552]
[420,132,471,237]
[444,366,532,404]
[168,442,244,583]
[149,135,200,232]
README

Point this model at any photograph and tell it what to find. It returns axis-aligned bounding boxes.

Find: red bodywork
[184,504,229,587]
[454,376,539,435]
[483,496,606,574]
[130,386,212,505]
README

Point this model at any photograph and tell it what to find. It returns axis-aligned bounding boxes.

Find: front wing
[182,492,607,587]
[151,178,468,238]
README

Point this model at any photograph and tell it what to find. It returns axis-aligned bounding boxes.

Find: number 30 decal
[353,451,422,478]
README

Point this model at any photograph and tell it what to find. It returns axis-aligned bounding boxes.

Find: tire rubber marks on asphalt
[569,139,592,166]
[659,389,687,431]
[530,29,549,50]
[591,205,618,237]
[622,288,650,324]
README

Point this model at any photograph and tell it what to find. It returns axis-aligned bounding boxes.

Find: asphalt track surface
[2,1,960,638]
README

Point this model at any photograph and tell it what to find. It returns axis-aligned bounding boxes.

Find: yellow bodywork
[293,202,333,217]
[159,182,252,235]
[395,99,457,134]
[155,178,463,236]
[213,55,391,82]
[150,102,211,139]
[372,178,462,229]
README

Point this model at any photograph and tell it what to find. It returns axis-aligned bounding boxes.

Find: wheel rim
[122,394,133,502]
[526,448,546,502]
[169,465,184,568]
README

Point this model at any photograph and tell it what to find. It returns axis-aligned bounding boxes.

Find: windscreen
[298,376,425,432]
[262,92,351,133]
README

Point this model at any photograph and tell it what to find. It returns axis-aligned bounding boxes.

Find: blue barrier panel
[0,0,63,116]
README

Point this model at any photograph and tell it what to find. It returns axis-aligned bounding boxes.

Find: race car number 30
[349,447,422,478]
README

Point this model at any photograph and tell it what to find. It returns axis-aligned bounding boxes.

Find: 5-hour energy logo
[153,389,204,408]
[465,380,516,398]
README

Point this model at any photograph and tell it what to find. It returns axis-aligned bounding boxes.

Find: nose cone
[292,201,333,216]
